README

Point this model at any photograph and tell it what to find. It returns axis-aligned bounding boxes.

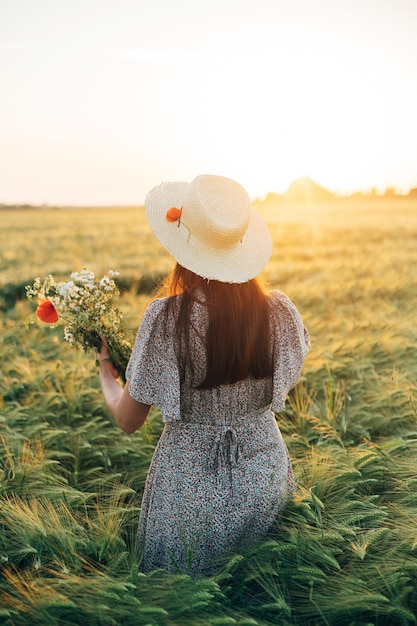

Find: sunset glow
[1,0,417,205]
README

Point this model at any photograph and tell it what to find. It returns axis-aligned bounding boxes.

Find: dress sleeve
[125,298,181,422]
[270,291,310,413]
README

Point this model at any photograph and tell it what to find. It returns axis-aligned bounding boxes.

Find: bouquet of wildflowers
[26,269,132,382]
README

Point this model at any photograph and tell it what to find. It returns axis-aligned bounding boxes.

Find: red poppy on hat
[166,207,182,223]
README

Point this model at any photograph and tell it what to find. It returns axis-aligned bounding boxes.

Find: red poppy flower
[166,207,182,223]
[36,299,58,323]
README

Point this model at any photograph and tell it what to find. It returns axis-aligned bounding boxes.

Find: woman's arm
[97,347,151,434]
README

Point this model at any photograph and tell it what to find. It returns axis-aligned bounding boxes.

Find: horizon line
[1,176,417,208]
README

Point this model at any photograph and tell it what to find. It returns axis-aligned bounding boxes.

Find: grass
[1,198,417,624]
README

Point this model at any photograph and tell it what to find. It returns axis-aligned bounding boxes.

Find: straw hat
[145,175,272,283]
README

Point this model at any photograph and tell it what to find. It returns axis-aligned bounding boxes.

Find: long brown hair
[159,264,272,389]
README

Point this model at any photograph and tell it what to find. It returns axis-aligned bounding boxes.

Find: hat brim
[145,180,272,283]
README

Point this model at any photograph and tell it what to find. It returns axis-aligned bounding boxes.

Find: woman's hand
[96,337,120,379]
[96,336,151,433]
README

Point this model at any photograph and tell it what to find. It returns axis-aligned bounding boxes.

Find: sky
[1,0,417,205]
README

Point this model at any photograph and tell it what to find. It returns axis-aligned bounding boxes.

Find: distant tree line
[258,176,417,205]
[1,178,417,210]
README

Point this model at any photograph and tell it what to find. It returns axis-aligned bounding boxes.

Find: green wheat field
[1,198,417,625]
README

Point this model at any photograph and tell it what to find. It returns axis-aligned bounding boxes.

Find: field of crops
[1,198,417,625]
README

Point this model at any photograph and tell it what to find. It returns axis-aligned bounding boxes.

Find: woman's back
[127,289,309,425]
[127,289,309,576]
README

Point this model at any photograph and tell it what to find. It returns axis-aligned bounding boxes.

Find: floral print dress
[126,290,310,577]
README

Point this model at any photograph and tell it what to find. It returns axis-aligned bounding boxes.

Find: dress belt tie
[209,427,240,471]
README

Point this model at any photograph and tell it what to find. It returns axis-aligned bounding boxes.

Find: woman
[97,174,310,577]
